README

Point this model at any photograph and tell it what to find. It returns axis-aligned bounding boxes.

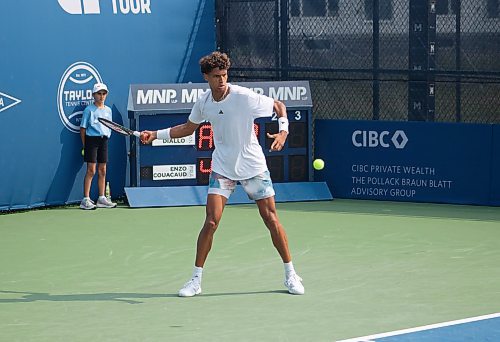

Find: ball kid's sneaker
[80,198,96,210]
[96,196,117,208]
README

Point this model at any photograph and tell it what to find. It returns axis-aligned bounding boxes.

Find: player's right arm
[140,120,199,145]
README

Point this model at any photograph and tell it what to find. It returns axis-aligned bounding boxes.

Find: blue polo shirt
[80,104,112,137]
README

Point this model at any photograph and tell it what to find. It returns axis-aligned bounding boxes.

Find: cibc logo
[57,62,103,133]
[352,130,408,149]
[58,0,151,15]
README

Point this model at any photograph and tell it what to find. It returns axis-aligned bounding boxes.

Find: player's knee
[97,165,106,175]
[203,216,219,233]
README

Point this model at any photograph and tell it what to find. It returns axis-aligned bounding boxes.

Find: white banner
[152,133,195,146]
[152,164,196,180]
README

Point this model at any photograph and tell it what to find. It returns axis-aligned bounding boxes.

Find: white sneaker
[178,276,202,297]
[284,273,305,295]
[96,196,117,208]
[80,198,96,210]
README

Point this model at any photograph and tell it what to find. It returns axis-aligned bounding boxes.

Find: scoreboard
[127,81,313,188]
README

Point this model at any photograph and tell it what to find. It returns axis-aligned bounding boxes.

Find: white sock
[284,262,295,277]
[83,197,90,200]
[193,266,203,279]
[99,195,106,200]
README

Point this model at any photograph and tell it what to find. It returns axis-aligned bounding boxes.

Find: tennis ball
[313,158,324,170]
[81,148,85,157]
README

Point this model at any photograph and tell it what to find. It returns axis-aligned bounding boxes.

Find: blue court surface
[338,313,500,342]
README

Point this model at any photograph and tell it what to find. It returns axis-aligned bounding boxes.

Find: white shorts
[208,171,275,201]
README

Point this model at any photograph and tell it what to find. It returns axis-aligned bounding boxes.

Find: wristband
[157,128,171,140]
[278,117,289,133]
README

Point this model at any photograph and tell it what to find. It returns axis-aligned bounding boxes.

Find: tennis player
[140,51,304,296]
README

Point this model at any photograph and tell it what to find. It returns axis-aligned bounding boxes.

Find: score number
[197,123,260,151]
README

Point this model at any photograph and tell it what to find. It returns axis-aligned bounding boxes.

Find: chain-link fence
[216,0,500,123]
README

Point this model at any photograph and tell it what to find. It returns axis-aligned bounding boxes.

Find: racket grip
[133,131,141,138]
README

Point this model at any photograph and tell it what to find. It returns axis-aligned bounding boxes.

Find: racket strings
[108,123,128,135]
[99,118,132,135]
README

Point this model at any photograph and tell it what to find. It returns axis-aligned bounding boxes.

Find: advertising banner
[0,0,214,210]
[315,120,494,206]
[127,81,312,112]
[490,125,500,206]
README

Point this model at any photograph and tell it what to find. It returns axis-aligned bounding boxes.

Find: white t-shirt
[188,84,275,180]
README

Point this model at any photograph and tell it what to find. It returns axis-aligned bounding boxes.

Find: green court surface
[1,199,499,341]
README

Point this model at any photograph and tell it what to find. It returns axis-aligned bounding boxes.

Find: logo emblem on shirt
[218,110,224,115]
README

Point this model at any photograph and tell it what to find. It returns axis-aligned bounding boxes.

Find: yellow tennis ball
[313,158,324,170]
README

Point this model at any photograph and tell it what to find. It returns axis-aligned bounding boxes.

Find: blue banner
[315,120,495,206]
[0,0,214,210]
[491,125,500,206]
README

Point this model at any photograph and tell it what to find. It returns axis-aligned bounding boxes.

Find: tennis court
[1,199,499,341]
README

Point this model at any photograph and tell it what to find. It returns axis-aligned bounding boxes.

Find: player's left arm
[267,100,288,151]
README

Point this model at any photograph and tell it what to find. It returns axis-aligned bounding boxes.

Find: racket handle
[133,131,141,138]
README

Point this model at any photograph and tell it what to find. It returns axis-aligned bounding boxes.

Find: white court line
[337,312,500,342]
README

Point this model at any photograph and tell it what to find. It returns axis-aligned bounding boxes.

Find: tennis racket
[98,118,140,138]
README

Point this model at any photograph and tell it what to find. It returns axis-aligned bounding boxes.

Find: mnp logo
[352,130,408,149]
[58,0,151,15]
[57,62,103,133]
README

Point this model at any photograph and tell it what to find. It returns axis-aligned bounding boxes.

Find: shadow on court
[0,290,176,304]
[0,289,288,304]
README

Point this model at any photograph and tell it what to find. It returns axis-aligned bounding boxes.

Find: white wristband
[157,128,171,140]
[278,117,289,133]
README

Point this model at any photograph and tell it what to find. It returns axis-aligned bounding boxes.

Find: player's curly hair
[199,51,231,74]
